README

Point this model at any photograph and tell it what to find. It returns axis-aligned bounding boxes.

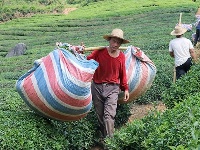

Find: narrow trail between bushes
[128,101,166,122]
[90,101,166,150]
[63,8,77,15]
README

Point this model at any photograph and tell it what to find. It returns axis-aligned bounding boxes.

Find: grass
[0,0,200,149]
[65,0,198,19]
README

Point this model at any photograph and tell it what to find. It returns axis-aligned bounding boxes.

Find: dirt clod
[128,101,166,122]
[63,8,77,15]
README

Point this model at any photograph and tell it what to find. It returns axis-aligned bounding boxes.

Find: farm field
[0,0,200,149]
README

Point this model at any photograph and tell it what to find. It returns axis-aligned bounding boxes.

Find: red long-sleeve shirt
[87,48,128,91]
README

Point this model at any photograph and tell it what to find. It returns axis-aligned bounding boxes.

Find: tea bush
[0,0,66,22]
[0,0,200,149]
[162,64,200,109]
[105,93,200,150]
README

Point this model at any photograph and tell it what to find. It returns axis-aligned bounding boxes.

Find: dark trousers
[176,58,192,80]
[91,82,120,138]
[194,29,200,46]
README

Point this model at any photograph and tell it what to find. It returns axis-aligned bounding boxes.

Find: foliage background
[0,0,200,149]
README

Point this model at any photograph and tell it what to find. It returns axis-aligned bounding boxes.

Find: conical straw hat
[170,25,187,36]
[170,13,187,35]
[103,28,130,44]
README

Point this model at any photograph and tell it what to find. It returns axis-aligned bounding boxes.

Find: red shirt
[87,48,128,91]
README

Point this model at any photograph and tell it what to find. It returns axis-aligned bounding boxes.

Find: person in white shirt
[169,25,197,80]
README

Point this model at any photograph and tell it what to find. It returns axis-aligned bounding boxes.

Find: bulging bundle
[16,48,98,121]
[118,46,157,104]
[16,43,156,120]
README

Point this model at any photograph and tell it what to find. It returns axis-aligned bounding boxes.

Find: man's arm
[123,90,129,101]
[189,48,197,62]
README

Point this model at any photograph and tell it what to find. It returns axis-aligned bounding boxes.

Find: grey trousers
[91,82,120,138]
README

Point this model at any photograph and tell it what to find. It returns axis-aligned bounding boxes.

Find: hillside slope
[0,0,200,149]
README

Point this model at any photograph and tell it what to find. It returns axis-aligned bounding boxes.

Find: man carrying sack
[87,28,129,139]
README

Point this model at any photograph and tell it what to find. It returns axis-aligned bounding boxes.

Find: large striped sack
[118,46,157,104]
[175,23,192,32]
[16,48,99,121]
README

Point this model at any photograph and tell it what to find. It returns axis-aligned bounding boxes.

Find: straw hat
[103,28,130,44]
[170,25,187,36]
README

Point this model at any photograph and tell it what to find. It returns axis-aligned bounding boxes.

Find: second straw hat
[170,25,187,36]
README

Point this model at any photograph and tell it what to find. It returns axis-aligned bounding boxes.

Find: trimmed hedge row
[0,89,131,149]
[162,63,200,109]
[105,63,200,149]
[105,91,200,150]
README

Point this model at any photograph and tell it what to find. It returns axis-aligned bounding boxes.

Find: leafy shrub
[115,103,132,129]
[105,119,147,150]
[0,0,65,22]
[0,88,131,149]
[66,0,104,5]
[162,64,200,109]
[143,94,200,150]
[2,71,23,80]
[0,0,200,149]
[105,93,200,150]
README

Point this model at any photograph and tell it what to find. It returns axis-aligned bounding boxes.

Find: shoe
[99,137,105,145]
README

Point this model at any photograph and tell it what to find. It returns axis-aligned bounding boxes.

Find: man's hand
[123,90,129,102]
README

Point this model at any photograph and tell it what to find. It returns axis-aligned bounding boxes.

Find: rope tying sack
[16,47,99,121]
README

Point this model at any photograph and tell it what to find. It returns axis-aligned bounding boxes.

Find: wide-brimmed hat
[103,28,130,44]
[170,25,187,36]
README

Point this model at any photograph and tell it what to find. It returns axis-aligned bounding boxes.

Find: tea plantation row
[105,64,200,149]
[0,0,200,149]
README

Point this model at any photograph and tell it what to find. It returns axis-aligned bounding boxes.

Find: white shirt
[169,37,193,67]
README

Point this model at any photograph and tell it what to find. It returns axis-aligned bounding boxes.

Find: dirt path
[91,101,166,150]
[63,8,77,15]
[128,101,166,122]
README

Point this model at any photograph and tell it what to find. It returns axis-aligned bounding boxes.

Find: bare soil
[128,101,166,122]
[63,8,77,15]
